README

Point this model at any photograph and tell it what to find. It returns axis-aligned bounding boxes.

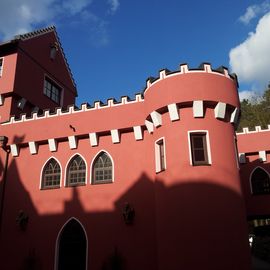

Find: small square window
[190,133,209,166]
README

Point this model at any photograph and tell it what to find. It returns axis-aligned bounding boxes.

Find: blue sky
[0,0,270,105]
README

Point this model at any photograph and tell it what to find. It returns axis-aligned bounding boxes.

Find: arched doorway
[57,218,87,270]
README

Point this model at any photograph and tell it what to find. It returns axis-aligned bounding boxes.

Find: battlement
[1,63,238,126]
[144,63,238,93]
[0,61,242,159]
[4,100,240,157]
[236,125,270,135]
[1,93,144,125]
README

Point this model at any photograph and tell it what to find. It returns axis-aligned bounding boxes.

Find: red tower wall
[0,64,252,269]
[144,66,250,270]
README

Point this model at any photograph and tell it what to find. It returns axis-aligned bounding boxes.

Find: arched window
[57,218,87,270]
[92,152,113,184]
[251,167,270,195]
[66,155,86,186]
[42,158,61,189]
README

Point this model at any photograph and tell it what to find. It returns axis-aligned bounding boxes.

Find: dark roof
[0,26,77,94]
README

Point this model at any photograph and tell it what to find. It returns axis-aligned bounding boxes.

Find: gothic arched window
[66,155,86,186]
[251,167,270,195]
[42,158,61,189]
[92,152,113,184]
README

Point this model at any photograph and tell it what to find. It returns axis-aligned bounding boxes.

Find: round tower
[143,63,251,270]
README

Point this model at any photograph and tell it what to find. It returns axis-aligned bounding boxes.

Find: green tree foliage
[238,85,270,132]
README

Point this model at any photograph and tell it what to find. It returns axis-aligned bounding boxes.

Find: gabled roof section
[13,26,56,40]
[1,26,77,94]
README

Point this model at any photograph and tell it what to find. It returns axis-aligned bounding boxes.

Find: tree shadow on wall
[0,158,252,270]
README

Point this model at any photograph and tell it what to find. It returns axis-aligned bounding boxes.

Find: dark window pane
[44,78,61,104]
[194,149,205,161]
[193,137,204,148]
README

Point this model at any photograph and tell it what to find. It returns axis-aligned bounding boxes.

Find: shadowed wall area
[0,26,260,270]
[0,156,251,270]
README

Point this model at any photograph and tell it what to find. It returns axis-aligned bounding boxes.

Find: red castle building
[0,26,269,270]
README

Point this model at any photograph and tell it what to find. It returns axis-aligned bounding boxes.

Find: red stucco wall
[0,66,253,269]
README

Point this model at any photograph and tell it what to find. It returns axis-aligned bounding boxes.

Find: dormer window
[44,77,61,104]
[0,58,3,76]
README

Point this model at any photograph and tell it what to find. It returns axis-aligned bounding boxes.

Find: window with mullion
[67,156,86,186]
[42,159,61,189]
[93,152,113,184]
[44,77,61,104]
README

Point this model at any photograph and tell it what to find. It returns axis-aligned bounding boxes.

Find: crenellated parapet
[1,62,241,158]
[1,93,144,125]
[237,125,270,165]
[236,125,270,135]
[144,63,238,93]
[6,102,240,157]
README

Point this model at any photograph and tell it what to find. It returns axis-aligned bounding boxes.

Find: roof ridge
[52,28,77,94]
[14,26,55,40]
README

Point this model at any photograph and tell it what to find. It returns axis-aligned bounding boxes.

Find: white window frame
[155,137,166,173]
[188,130,212,166]
[64,153,87,187]
[0,57,4,77]
[90,150,114,184]
[39,156,62,189]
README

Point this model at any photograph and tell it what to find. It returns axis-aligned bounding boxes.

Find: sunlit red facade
[0,27,269,270]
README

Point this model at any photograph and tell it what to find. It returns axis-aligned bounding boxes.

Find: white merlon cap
[133,126,143,140]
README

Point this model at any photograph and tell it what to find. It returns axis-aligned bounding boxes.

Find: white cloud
[0,0,120,46]
[229,12,270,88]
[239,90,257,101]
[0,0,54,40]
[107,0,120,14]
[62,0,92,15]
[239,0,270,24]
[0,0,96,41]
